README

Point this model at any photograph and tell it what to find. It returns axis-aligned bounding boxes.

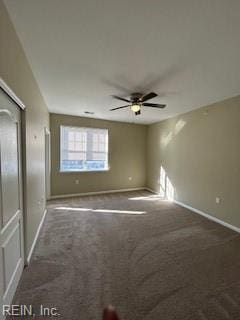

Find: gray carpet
[12,190,240,319]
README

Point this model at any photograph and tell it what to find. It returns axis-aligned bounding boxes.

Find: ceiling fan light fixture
[131,104,141,112]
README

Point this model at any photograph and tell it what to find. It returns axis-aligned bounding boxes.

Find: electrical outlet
[216,197,221,204]
[75,179,79,185]
[128,177,132,181]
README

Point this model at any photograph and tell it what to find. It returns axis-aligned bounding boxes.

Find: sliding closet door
[0,88,24,319]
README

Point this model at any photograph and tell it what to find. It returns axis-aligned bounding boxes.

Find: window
[60,126,109,172]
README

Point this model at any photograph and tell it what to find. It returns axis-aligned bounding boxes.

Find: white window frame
[60,125,109,173]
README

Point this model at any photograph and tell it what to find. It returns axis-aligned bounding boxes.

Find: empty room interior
[1,0,240,319]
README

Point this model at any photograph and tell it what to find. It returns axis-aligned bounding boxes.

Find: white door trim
[27,209,47,265]
[0,78,26,110]
[45,128,51,200]
[0,81,25,320]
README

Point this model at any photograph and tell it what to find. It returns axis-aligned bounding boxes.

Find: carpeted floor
[12,190,240,319]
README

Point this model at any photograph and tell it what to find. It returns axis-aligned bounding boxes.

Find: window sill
[59,168,110,173]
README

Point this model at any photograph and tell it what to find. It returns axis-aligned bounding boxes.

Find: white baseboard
[145,187,240,234]
[174,200,240,234]
[50,187,146,200]
[145,187,158,194]
[26,208,47,265]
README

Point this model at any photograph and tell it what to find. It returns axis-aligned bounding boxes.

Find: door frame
[0,78,26,319]
[0,77,26,257]
[45,127,51,200]
[0,78,26,261]
[0,79,26,111]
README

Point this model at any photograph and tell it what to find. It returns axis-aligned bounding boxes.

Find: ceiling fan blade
[135,110,141,116]
[110,105,129,111]
[141,92,158,102]
[142,103,166,108]
[112,95,131,103]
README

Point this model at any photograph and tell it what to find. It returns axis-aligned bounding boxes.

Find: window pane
[68,141,75,150]
[75,132,82,140]
[68,152,86,160]
[92,152,106,160]
[75,142,81,150]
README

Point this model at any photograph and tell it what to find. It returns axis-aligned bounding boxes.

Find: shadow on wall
[159,166,175,200]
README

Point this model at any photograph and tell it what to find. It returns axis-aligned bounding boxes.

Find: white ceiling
[4,0,240,124]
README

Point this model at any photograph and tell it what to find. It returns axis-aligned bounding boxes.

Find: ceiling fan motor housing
[130,92,143,102]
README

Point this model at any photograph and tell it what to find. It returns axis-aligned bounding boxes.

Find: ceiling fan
[110,92,166,116]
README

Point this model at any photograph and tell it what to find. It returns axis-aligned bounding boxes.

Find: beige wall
[0,0,49,256]
[50,113,147,196]
[147,95,240,227]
